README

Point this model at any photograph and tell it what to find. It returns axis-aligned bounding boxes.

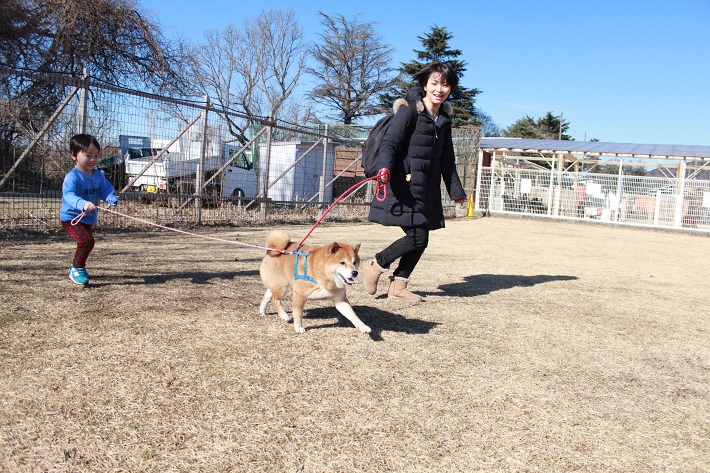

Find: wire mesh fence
[1,67,479,233]
[14,66,707,235]
[476,167,710,230]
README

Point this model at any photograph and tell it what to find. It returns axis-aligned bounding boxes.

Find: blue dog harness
[293,251,317,283]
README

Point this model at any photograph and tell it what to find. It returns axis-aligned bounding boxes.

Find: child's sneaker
[69,265,89,285]
[68,265,90,277]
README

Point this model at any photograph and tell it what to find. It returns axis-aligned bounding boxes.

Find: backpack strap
[404,100,418,136]
[396,100,420,183]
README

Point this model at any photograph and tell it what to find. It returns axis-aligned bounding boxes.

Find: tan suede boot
[387,276,424,302]
[362,259,387,295]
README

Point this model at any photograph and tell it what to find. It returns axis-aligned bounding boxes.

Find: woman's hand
[455,197,467,204]
[83,201,96,212]
[377,168,390,184]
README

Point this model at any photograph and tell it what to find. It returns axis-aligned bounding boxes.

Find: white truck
[121,134,256,201]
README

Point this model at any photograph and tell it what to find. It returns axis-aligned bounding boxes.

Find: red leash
[296,173,387,249]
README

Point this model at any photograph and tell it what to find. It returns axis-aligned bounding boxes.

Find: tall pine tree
[379,25,480,127]
[504,112,573,140]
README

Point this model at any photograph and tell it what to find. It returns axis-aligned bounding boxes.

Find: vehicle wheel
[231,188,245,206]
[139,185,153,204]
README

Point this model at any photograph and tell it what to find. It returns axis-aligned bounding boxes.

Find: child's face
[73,144,100,174]
[424,72,452,106]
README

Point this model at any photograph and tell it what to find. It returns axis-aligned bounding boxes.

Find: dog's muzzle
[339,271,357,285]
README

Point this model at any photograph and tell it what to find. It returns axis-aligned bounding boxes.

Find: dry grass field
[1,216,708,472]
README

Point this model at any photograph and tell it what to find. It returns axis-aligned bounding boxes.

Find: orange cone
[466,194,475,217]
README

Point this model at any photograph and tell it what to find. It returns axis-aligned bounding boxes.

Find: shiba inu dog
[259,231,370,334]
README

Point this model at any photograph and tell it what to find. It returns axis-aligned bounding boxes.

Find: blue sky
[141,0,710,146]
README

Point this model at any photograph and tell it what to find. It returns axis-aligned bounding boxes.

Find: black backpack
[361,101,418,178]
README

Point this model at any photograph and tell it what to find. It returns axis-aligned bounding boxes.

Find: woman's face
[423,72,452,107]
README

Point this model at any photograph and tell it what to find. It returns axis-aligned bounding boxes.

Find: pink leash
[71,206,288,254]
[70,173,388,254]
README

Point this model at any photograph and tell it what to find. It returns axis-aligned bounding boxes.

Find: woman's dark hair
[70,134,101,155]
[413,62,459,90]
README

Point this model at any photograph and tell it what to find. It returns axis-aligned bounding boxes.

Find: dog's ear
[328,242,341,254]
[353,243,361,254]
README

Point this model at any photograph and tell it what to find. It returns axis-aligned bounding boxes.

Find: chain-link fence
[1,66,479,233]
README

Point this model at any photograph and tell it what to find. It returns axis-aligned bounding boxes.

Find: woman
[363,62,467,302]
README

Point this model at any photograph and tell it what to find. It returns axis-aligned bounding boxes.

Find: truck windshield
[127,148,163,159]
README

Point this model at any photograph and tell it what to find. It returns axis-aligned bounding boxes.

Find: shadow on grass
[305,305,439,341]
[89,269,260,286]
[433,273,578,297]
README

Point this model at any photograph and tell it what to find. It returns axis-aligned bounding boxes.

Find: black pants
[375,226,429,279]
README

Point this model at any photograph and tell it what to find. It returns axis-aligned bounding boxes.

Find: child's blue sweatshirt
[60,167,118,224]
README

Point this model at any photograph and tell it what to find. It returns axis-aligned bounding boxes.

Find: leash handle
[70,211,86,226]
[375,180,387,202]
[374,168,389,202]
[70,201,117,225]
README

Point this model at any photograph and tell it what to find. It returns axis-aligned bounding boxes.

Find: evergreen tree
[379,25,480,127]
[537,112,572,140]
[504,112,573,140]
[504,116,540,139]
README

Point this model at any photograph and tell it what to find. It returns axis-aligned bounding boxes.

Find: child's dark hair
[70,134,101,155]
[413,62,459,90]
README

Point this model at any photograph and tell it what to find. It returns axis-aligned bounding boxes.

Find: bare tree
[1,0,187,184]
[187,8,309,144]
[1,0,185,89]
[308,12,398,125]
[250,10,308,120]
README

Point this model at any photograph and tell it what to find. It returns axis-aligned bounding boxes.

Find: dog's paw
[360,325,372,334]
[280,313,292,322]
[294,326,306,334]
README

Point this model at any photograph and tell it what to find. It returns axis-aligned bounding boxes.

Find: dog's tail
[265,230,291,257]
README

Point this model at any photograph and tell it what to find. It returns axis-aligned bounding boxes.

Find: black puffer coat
[368,88,466,230]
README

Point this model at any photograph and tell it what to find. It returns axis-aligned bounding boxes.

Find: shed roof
[478,138,710,160]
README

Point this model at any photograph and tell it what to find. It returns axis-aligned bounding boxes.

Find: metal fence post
[474,146,484,213]
[615,160,624,222]
[260,121,273,222]
[195,95,210,224]
[487,150,497,213]
[674,159,687,228]
[546,154,556,215]
[552,152,563,216]
[76,68,89,134]
[319,124,329,207]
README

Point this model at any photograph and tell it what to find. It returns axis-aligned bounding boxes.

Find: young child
[60,134,118,285]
